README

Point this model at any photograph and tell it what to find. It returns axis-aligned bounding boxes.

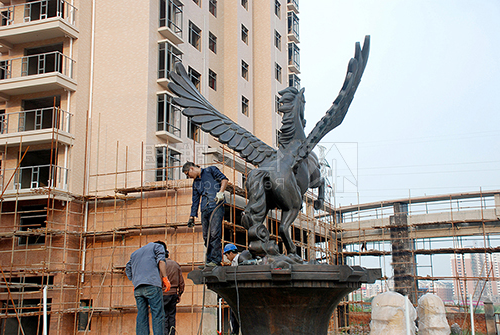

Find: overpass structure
[331,190,500,304]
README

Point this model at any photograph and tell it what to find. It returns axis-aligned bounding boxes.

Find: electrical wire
[234,264,241,331]
[196,199,225,335]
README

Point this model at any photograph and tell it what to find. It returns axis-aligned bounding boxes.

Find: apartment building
[0,0,306,334]
[451,253,499,303]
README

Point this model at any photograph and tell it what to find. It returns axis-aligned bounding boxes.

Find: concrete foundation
[189,264,381,335]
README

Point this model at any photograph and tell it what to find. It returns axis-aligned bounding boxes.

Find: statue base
[188,264,381,335]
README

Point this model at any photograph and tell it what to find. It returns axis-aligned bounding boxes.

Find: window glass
[241,24,248,44]
[189,21,201,50]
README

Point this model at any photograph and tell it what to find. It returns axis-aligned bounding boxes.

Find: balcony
[12,164,68,190]
[0,159,68,200]
[0,107,73,147]
[0,0,78,52]
[155,147,181,181]
[156,93,182,143]
[288,42,300,74]
[159,0,183,45]
[287,0,299,13]
[287,11,299,43]
[157,41,182,88]
[0,51,76,99]
[289,74,300,90]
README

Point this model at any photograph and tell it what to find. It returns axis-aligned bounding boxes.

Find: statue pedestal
[188,264,381,335]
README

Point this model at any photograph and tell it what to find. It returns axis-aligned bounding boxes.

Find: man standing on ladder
[183,161,228,268]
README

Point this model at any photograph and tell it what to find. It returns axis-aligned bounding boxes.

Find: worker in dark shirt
[126,241,171,335]
[163,249,185,335]
[183,161,228,267]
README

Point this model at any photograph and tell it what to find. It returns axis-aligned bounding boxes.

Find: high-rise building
[0,0,302,334]
[451,253,499,303]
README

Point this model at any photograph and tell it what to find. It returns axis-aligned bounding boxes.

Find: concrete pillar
[390,202,417,304]
[484,300,496,335]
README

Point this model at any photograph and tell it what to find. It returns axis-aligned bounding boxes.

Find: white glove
[215,192,225,203]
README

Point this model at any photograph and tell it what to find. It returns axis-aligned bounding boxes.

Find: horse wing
[293,35,370,169]
[168,63,276,166]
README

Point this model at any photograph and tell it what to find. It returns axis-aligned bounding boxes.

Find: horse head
[277,87,306,147]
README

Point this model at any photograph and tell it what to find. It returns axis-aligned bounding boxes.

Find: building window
[274,30,281,50]
[187,118,200,142]
[241,96,249,116]
[241,24,248,44]
[289,74,300,89]
[0,60,8,79]
[209,0,217,16]
[158,41,182,79]
[209,69,217,90]
[241,60,249,80]
[193,0,200,6]
[275,63,282,83]
[188,67,201,90]
[0,110,5,134]
[157,94,181,137]
[156,147,181,181]
[78,300,92,331]
[189,21,201,50]
[275,95,281,114]
[288,42,300,70]
[209,32,217,53]
[19,205,46,245]
[288,11,299,40]
[275,0,281,18]
[241,0,248,10]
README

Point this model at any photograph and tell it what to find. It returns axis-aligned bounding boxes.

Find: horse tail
[241,169,270,230]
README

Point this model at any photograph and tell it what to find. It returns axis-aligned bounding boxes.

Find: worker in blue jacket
[183,162,228,267]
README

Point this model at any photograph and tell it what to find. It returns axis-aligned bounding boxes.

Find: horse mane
[278,87,305,148]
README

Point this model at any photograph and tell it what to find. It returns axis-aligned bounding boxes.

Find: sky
[299,0,500,206]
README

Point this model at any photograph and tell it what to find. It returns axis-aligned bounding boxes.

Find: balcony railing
[12,164,68,190]
[1,0,77,27]
[0,51,74,80]
[157,99,181,138]
[0,107,71,134]
[157,119,181,138]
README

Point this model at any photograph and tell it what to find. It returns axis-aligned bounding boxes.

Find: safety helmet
[223,244,237,254]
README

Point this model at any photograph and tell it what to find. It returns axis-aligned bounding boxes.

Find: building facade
[451,253,500,304]
[0,0,304,334]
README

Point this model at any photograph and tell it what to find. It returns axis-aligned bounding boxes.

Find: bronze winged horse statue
[168,36,370,265]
